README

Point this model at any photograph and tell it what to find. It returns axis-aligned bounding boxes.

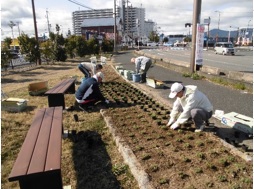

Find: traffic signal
[185,23,192,28]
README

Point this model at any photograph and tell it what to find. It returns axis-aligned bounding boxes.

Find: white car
[147,42,158,46]
[163,42,173,47]
[214,42,235,55]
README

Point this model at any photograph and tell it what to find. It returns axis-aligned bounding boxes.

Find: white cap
[169,82,184,98]
[96,72,104,80]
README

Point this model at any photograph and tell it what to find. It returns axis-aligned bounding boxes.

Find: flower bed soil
[100,64,253,189]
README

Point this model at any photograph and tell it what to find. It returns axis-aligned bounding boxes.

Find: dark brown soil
[100,64,253,189]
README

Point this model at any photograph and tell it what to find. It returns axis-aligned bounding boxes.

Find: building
[80,17,122,41]
[144,20,155,38]
[72,1,155,44]
[72,8,120,36]
[237,27,253,45]
[120,0,154,44]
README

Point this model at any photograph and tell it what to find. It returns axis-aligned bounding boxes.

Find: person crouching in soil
[75,72,109,111]
[166,82,213,132]
[78,62,103,79]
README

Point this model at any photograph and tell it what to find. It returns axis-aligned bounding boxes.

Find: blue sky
[1,0,253,39]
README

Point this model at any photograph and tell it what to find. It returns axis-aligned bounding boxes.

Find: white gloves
[105,99,110,104]
[166,118,180,130]
[170,122,180,130]
[166,118,176,127]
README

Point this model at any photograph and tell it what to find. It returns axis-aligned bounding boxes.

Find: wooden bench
[45,78,76,109]
[8,106,63,189]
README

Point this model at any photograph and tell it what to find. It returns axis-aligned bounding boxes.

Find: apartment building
[72,1,155,42]
[72,8,120,36]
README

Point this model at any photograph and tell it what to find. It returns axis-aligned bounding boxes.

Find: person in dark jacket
[75,72,109,110]
[131,56,152,83]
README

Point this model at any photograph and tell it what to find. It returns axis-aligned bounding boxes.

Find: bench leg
[19,170,62,189]
[67,82,75,94]
[48,94,65,109]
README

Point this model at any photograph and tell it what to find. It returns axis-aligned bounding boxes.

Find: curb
[134,50,253,86]
[100,110,154,189]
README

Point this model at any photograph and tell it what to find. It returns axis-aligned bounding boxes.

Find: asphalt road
[140,47,253,73]
[112,50,253,118]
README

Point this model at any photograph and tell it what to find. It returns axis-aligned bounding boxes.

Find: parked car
[135,41,144,46]
[214,42,235,55]
[147,42,158,46]
[163,42,173,47]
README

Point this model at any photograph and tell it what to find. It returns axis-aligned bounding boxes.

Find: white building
[120,0,155,43]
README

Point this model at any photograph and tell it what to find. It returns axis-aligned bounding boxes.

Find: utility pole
[46,9,51,35]
[190,0,202,73]
[31,0,41,65]
[16,22,21,37]
[9,21,16,50]
[126,0,129,45]
[215,10,221,41]
[113,0,117,53]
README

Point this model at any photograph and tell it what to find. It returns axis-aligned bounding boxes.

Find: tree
[4,37,12,49]
[40,40,54,64]
[65,35,77,58]
[1,45,12,71]
[75,36,88,57]
[87,38,99,55]
[49,29,67,62]
[184,36,191,42]
[101,39,113,53]
[18,33,40,64]
[163,37,169,43]
[148,31,159,42]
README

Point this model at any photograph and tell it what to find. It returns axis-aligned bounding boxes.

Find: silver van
[214,42,235,55]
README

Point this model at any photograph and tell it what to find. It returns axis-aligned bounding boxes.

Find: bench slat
[45,79,75,94]
[27,108,54,174]
[8,107,63,182]
[8,109,46,181]
[45,106,63,171]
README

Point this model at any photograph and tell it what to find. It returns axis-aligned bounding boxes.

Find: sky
[1,0,253,40]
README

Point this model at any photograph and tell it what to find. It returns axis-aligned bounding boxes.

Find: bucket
[132,73,141,82]
[124,70,134,80]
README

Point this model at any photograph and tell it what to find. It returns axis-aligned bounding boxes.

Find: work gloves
[166,118,180,130]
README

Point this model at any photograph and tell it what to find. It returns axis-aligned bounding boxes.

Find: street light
[215,10,221,30]
[9,21,16,50]
[215,10,221,41]
[246,19,251,38]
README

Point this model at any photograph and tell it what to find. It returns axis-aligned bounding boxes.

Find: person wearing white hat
[75,72,109,111]
[167,82,213,132]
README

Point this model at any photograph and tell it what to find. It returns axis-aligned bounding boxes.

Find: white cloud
[1,0,253,39]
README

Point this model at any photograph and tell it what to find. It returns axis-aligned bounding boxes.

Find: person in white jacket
[78,62,103,78]
[167,82,213,132]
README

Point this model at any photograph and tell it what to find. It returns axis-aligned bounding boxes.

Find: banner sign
[195,24,205,66]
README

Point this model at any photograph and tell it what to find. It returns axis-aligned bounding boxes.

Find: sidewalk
[111,50,253,160]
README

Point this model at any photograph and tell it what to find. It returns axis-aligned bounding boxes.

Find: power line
[67,0,94,10]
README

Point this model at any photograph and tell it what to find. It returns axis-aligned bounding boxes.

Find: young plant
[141,154,151,160]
